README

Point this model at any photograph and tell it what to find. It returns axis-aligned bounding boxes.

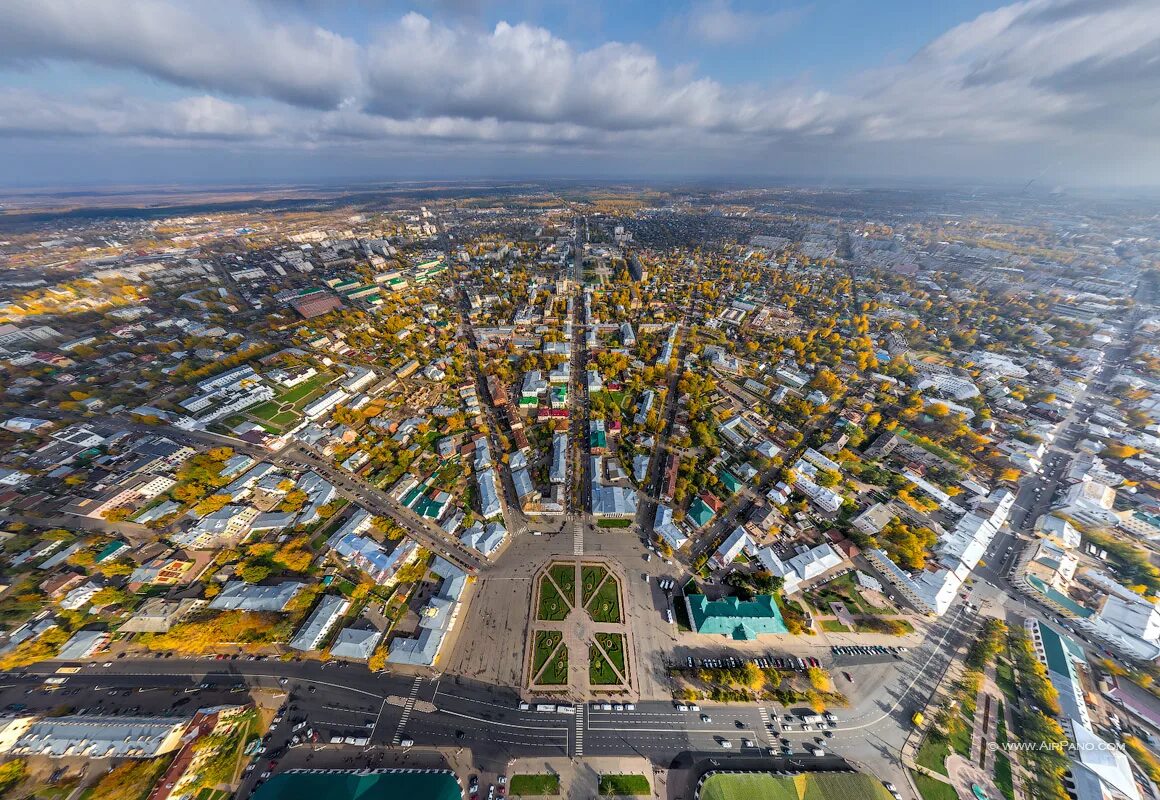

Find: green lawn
[585,574,622,623]
[279,373,334,404]
[532,630,564,676]
[911,772,959,800]
[590,390,628,408]
[995,660,1017,704]
[698,772,894,800]
[590,645,621,685]
[595,632,626,676]
[821,619,850,632]
[596,518,632,528]
[916,735,951,776]
[249,373,335,427]
[807,572,894,616]
[581,565,610,607]
[994,752,1015,800]
[537,577,570,621]
[598,774,650,796]
[549,563,577,605]
[509,774,560,796]
[534,646,569,686]
[950,719,973,758]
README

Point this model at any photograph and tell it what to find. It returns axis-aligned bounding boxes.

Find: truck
[534,704,557,713]
[556,705,576,715]
[801,714,825,725]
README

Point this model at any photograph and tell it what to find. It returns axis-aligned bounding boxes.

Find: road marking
[432,708,570,732]
[573,518,583,555]
[392,676,423,745]
[837,604,971,733]
[758,706,771,743]
[573,702,585,756]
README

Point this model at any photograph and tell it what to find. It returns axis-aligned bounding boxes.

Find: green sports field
[698,772,894,800]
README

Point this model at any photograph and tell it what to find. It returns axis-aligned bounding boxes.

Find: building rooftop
[685,594,788,640]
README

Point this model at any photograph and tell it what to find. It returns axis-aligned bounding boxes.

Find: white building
[1056,481,1118,529]
[303,388,350,420]
[710,526,754,570]
[755,542,844,595]
[288,595,349,651]
[208,581,304,612]
[653,505,689,551]
[477,468,502,519]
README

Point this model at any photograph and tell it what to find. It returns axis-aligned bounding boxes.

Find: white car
[719,740,733,749]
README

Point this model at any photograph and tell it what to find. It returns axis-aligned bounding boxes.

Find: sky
[0,0,1158,189]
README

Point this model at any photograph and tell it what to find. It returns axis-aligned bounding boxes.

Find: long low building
[0,714,190,759]
[209,580,304,612]
[289,594,349,651]
[388,557,468,667]
[869,488,1014,616]
[684,594,788,640]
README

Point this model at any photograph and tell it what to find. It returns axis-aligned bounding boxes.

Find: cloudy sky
[0,0,1158,188]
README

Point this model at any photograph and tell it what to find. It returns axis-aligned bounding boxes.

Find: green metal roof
[689,497,715,527]
[686,594,788,639]
[94,540,126,563]
[1027,575,1093,618]
[717,469,742,494]
[252,771,460,800]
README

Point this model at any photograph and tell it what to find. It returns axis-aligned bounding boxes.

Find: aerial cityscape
[1,3,1159,800]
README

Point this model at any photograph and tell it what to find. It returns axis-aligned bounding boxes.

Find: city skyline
[1,0,1159,188]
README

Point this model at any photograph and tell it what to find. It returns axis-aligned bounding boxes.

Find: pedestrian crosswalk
[392,676,423,745]
[572,519,583,555]
[572,703,585,756]
[758,706,771,743]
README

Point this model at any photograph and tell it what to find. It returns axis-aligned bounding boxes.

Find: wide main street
[5,594,974,772]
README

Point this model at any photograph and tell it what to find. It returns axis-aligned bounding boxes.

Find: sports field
[698,772,894,800]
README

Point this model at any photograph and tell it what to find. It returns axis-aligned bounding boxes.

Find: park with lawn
[537,569,573,622]
[508,774,560,796]
[697,772,894,800]
[589,632,628,686]
[245,372,336,432]
[531,638,569,686]
[531,630,563,677]
[597,774,650,796]
[525,558,635,694]
[583,565,622,624]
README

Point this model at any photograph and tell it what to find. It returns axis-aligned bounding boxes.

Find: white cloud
[0,89,275,141]
[676,1,809,46]
[0,0,1158,182]
[0,0,361,108]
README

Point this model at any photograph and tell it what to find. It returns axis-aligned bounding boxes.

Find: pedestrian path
[392,676,423,744]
